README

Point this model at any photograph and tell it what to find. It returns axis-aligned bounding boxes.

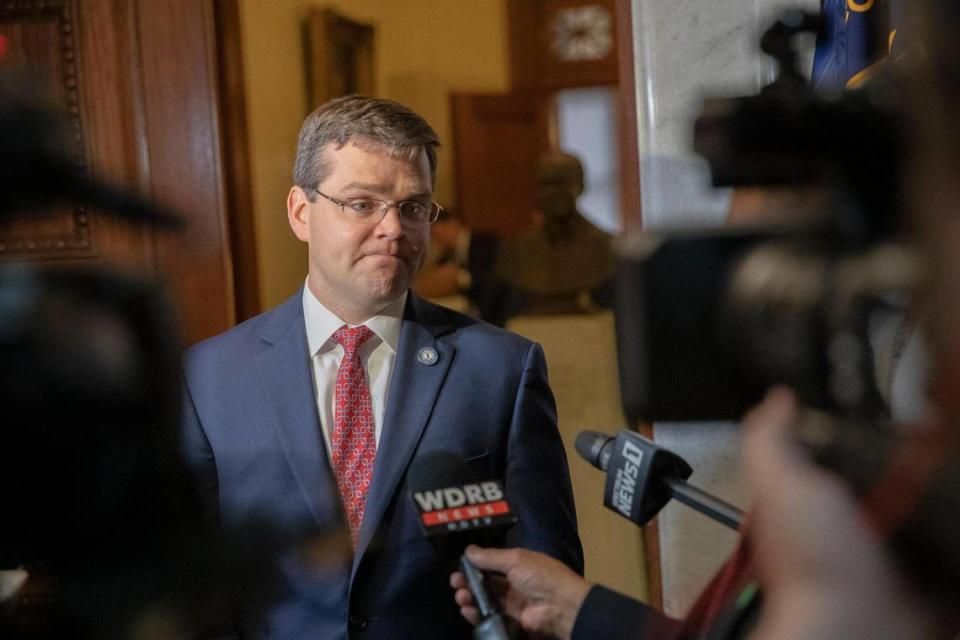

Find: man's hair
[293,95,440,192]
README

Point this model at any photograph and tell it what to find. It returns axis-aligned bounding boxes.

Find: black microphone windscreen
[407,450,475,492]
[407,451,516,544]
[575,430,615,471]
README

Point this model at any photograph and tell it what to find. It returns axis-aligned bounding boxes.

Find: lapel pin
[417,347,439,366]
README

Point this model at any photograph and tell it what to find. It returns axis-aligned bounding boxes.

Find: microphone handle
[664,477,744,530]
[460,555,519,640]
[474,615,518,640]
[460,555,499,617]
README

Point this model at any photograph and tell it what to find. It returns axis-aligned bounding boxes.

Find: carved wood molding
[0,0,94,260]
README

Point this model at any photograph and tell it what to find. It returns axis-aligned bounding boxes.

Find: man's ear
[287,186,311,242]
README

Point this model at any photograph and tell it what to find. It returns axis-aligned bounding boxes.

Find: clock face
[551,5,614,63]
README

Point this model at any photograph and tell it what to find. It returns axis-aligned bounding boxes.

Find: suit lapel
[353,295,455,563]
[255,291,341,530]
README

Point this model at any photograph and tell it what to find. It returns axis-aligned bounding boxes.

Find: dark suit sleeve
[181,377,221,529]
[181,378,246,640]
[503,342,584,574]
[572,585,683,640]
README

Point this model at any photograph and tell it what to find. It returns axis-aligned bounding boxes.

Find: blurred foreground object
[617,9,908,423]
[0,267,214,638]
[0,69,301,639]
[615,3,960,613]
[0,68,205,639]
[0,69,178,228]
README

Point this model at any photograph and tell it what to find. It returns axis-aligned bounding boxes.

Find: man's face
[288,140,431,322]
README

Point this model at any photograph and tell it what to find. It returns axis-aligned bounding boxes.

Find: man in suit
[181,95,583,639]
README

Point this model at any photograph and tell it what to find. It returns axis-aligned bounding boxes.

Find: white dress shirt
[302,283,406,459]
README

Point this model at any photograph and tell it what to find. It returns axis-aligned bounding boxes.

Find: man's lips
[362,252,409,266]
[362,244,414,259]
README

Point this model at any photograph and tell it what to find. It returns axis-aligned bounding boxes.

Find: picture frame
[305,8,375,110]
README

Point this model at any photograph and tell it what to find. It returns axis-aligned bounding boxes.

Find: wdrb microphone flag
[412,480,517,536]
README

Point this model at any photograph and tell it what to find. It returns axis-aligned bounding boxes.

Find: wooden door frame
[450,90,554,238]
[212,0,260,322]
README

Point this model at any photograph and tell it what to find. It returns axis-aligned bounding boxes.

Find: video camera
[612,9,960,603]
[615,10,914,424]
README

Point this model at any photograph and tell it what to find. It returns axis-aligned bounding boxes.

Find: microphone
[407,451,520,640]
[576,430,744,530]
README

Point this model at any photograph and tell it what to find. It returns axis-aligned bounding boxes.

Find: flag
[812,0,899,89]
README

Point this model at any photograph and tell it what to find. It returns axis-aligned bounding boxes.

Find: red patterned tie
[331,324,377,547]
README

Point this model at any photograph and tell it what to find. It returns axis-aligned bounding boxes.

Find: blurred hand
[743,387,933,640]
[450,546,591,640]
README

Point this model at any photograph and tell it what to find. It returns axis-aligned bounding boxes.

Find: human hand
[742,387,933,640]
[449,546,591,640]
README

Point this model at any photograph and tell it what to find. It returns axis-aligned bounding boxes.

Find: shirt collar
[302,280,406,356]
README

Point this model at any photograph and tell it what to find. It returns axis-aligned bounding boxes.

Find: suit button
[349,613,368,632]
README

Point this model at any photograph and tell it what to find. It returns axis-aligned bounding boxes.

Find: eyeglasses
[311,189,442,225]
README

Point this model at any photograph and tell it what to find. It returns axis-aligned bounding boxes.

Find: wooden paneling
[1,0,256,344]
[213,0,259,323]
[508,0,619,92]
[450,91,552,238]
[136,0,235,342]
[0,1,96,260]
[74,0,155,273]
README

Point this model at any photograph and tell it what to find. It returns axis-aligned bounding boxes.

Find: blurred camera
[615,10,915,423]
[613,8,960,603]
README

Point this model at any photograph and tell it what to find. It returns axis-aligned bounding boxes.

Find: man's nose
[375,204,404,238]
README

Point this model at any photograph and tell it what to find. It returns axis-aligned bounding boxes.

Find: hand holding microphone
[408,451,521,640]
[451,545,591,640]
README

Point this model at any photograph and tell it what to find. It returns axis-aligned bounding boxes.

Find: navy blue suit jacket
[182,290,583,639]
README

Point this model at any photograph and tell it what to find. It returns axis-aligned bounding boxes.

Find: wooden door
[450,91,552,239]
[0,0,256,345]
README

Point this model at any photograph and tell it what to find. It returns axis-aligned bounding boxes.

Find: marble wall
[627,0,819,616]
